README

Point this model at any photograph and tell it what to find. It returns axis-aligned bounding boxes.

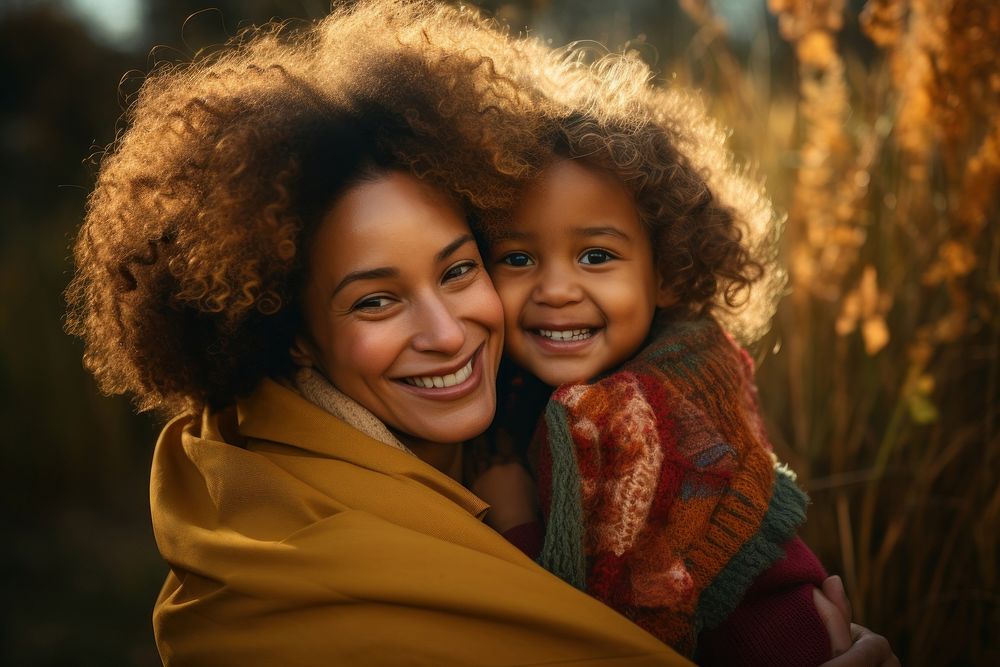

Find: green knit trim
[538,401,588,591]
[694,466,809,633]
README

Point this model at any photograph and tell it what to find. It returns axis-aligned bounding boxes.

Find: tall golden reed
[679,0,999,662]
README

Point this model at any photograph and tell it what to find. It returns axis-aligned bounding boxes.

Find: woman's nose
[410,294,466,355]
[531,263,583,307]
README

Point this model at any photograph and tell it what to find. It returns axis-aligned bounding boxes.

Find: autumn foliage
[677,1,998,663]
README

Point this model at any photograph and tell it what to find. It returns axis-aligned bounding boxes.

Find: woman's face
[296,171,504,447]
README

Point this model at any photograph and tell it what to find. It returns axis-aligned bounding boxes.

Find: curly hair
[552,111,764,310]
[67,0,784,416]
[65,0,549,416]
[481,50,785,345]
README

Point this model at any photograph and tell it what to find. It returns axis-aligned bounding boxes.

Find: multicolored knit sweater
[532,313,810,657]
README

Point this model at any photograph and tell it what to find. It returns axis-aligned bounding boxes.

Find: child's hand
[471,462,539,533]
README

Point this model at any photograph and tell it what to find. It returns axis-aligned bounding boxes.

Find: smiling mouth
[400,355,475,389]
[536,328,595,342]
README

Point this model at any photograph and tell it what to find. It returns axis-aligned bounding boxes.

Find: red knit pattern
[589,551,628,606]
[536,316,791,655]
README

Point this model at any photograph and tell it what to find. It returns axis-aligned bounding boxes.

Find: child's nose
[531,265,583,306]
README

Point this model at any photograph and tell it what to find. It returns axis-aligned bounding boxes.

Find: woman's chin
[396,406,496,447]
[451,415,495,444]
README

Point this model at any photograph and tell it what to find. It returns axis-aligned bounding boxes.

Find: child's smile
[535,328,595,343]
[526,324,600,352]
[489,159,673,386]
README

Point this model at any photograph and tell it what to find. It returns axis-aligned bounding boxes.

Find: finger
[850,624,901,667]
[813,588,852,656]
[851,623,900,667]
[818,624,900,667]
[822,575,853,624]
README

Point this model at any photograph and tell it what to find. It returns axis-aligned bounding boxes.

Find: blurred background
[1,0,996,664]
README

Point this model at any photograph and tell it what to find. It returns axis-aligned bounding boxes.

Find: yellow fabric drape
[151,379,689,666]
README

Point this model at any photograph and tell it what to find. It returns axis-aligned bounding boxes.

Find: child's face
[489,159,672,386]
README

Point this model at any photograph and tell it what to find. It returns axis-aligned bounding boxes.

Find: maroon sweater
[502,525,830,665]
[493,316,833,663]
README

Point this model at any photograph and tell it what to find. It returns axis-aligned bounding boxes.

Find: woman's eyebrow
[436,233,476,262]
[331,267,399,298]
[329,234,474,299]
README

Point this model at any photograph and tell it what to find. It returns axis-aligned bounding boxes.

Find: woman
[66,1,895,664]
[65,2,685,664]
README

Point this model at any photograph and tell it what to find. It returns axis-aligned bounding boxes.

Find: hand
[818,624,901,667]
[814,585,852,656]
[816,575,900,667]
[814,575,853,655]
[471,462,539,533]
[821,574,853,624]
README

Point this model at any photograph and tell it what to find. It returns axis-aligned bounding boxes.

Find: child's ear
[654,270,676,309]
[289,336,318,368]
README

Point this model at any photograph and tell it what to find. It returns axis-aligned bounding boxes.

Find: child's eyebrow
[491,229,534,242]
[575,226,631,241]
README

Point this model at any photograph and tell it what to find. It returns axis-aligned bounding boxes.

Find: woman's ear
[289,336,318,368]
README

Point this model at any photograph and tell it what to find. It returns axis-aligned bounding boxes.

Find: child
[480,104,849,665]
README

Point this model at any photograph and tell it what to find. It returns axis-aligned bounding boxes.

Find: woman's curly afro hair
[65,0,548,416]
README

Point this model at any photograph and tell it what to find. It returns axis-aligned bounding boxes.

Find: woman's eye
[500,252,534,267]
[579,249,615,265]
[353,295,393,311]
[443,260,478,282]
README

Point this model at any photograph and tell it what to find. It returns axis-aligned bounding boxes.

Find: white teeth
[537,328,594,342]
[402,357,474,389]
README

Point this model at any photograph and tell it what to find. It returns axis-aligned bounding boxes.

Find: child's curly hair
[65,0,548,416]
[485,50,785,345]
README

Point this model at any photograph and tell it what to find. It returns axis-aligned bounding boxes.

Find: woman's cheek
[474,275,507,331]
[332,319,406,375]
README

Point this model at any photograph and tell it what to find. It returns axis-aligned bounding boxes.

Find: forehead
[310,172,469,276]
[507,159,641,235]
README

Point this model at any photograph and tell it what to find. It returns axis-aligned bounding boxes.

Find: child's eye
[443,260,479,282]
[579,249,616,265]
[500,252,534,267]
[352,295,394,312]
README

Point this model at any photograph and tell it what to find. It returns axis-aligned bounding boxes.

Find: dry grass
[675,0,999,663]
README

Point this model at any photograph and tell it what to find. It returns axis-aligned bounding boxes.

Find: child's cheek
[492,279,523,330]
[503,320,532,367]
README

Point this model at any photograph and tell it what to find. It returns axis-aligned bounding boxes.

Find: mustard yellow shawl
[151,379,689,666]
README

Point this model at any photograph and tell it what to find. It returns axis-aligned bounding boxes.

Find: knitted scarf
[532,314,808,656]
[294,366,414,456]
